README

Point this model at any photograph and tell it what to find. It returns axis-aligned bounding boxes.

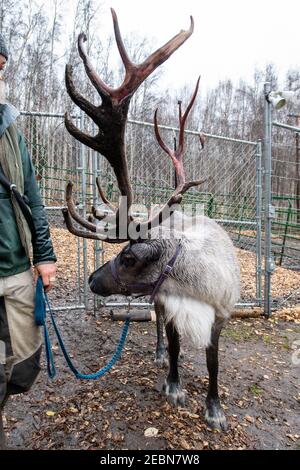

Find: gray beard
[0,79,7,103]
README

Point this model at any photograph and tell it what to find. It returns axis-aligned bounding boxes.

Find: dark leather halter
[109,243,182,304]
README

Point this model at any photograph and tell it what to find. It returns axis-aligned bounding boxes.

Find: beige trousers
[0,269,42,403]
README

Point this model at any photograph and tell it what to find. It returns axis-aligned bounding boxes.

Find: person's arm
[19,131,57,290]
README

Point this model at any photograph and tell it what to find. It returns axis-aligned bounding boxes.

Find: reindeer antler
[136,78,206,233]
[154,76,200,185]
[63,9,203,241]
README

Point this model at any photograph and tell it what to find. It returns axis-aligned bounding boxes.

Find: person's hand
[34,263,57,292]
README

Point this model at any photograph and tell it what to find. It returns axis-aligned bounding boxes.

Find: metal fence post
[92,127,103,314]
[76,115,82,305]
[263,82,275,317]
[80,111,89,310]
[256,140,263,306]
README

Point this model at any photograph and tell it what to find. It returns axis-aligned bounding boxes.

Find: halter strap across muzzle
[109,243,182,304]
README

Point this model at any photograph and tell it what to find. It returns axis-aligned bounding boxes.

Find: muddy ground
[3,307,300,450]
[3,228,300,450]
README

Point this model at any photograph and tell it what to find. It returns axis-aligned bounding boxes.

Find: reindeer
[62,9,240,431]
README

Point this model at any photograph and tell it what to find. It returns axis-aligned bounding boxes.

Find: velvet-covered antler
[63,9,202,241]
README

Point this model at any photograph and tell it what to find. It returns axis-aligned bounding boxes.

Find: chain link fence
[19,111,262,309]
[269,121,300,310]
[97,121,262,306]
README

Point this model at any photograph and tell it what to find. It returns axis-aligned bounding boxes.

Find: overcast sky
[60,0,300,92]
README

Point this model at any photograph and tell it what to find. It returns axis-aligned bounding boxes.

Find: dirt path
[3,311,300,450]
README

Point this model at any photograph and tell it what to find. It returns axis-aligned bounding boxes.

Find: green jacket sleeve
[19,132,57,265]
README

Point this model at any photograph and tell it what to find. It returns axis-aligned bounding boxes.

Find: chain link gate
[272,121,300,270]
[263,83,300,316]
[270,118,300,311]
[17,112,262,311]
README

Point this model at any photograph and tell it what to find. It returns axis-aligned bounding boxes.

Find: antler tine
[96,177,117,213]
[199,132,205,149]
[178,76,200,153]
[154,109,184,181]
[62,209,128,243]
[111,11,194,103]
[64,112,100,153]
[77,33,112,101]
[154,109,174,160]
[66,180,130,238]
[91,206,121,225]
[66,181,97,232]
[91,177,118,222]
[66,181,118,231]
[138,16,194,80]
[111,8,133,73]
[137,178,208,234]
[65,64,99,120]
[62,208,99,240]
[153,78,200,186]
[91,206,107,221]
[178,100,182,123]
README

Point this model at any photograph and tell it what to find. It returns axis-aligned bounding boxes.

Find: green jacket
[0,109,56,277]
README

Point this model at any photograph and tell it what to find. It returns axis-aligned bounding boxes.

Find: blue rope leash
[34,276,130,380]
[34,277,56,378]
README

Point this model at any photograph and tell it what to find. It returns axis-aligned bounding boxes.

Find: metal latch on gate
[266,256,276,274]
[268,205,276,219]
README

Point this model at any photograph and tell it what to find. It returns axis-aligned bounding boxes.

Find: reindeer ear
[130,242,162,263]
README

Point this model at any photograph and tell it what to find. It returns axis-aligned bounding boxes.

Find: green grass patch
[250,384,264,396]
[222,325,254,341]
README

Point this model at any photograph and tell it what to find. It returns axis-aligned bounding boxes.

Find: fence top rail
[272,121,300,133]
[19,111,258,147]
[20,110,80,119]
[128,119,258,146]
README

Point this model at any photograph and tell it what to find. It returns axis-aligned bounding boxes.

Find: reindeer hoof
[155,350,168,368]
[205,400,228,431]
[163,380,186,406]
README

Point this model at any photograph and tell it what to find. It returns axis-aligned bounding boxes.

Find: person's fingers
[35,265,57,292]
[44,279,52,292]
[44,283,51,293]
[47,275,56,292]
[41,273,51,292]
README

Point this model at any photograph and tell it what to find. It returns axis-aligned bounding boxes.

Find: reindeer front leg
[205,317,228,431]
[163,321,186,406]
[154,302,168,367]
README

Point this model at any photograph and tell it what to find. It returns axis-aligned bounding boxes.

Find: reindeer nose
[88,273,97,293]
[89,272,111,296]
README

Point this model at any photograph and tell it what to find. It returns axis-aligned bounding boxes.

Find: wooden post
[110,309,156,322]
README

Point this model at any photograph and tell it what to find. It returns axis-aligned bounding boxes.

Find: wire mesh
[18,112,261,306]
[269,124,300,309]
[271,129,300,270]
[19,112,86,309]
[95,121,261,303]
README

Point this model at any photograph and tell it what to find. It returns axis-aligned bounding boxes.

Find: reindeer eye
[121,254,136,267]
